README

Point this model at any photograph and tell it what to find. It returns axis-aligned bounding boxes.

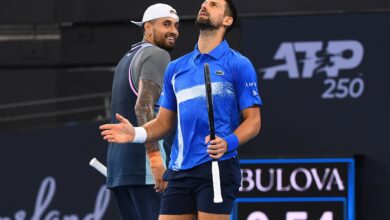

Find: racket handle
[89,158,107,177]
[212,160,223,203]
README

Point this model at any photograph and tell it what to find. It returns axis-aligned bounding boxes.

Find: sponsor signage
[240,15,378,102]
[232,158,355,220]
[260,40,365,100]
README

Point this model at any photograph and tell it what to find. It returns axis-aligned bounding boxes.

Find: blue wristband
[224,134,239,152]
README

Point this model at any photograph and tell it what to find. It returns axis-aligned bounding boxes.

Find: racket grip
[212,160,223,203]
[89,158,107,177]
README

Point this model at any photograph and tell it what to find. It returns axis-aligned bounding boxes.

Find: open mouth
[167,36,176,44]
[199,11,208,17]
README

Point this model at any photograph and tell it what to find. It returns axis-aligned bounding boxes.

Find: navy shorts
[160,157,241,215]
[112,185,161,220]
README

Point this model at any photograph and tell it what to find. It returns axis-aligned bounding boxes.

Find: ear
[144,22,153,36]
[223,16,233,28]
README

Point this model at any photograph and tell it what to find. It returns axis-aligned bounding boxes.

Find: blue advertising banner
[233,158,355,220]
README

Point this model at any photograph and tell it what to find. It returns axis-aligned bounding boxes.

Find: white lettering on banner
[262,41,364,79]
[286,211,307,220]
[247,211,269,220]
[290,168,312,192]
[276,169,291,191]
[260,40,365,99]
[241,168,255,192]
[326,169,345,191]
[240,168,345,192]
[294,42,323,79]
[246,211,333,220]
[0,177,110,220]
[256,169,274,192]
[262,42,300,79]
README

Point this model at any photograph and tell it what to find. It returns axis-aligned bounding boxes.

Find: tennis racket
[204,63,223,203]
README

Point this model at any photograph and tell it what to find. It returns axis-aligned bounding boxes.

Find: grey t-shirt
[131,44,171,90]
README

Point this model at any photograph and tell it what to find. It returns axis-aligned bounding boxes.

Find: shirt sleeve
[233,58,263,110]
[139,47,171,88]
[158,62,177,112]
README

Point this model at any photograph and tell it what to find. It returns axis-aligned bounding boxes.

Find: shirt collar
[192,39,230,60]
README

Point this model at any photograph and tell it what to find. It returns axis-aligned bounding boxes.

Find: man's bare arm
[143,107,176,142]
[135,79,162,154]
[234,106,261,145]
[99,78,176,143]
[134,79,176,192]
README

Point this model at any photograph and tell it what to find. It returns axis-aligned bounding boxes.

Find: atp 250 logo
[260,40,364,99]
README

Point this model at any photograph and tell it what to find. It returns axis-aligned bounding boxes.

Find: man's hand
[99,113,135,143]
[205,135,228,159]
[151,164,167,193]
[147,150,168,193]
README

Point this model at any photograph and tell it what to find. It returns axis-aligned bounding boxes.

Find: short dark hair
[224,0,237,33]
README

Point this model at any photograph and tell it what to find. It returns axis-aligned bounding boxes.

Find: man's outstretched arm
[99,107,176,144]
[99,96,175,192]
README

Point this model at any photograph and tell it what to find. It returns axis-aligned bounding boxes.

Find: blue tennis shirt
[160,40,262,171]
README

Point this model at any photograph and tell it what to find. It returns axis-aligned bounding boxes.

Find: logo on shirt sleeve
[216,70,225,76]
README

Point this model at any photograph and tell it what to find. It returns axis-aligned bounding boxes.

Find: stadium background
[1,0,389,219]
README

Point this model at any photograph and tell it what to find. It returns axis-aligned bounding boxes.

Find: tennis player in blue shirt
[100,0,262,219]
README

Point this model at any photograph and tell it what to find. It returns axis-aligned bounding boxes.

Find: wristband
[133,127,147,143]
[224,134,239,152]
[147,151,163,168]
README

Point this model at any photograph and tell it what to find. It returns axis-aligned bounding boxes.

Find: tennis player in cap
[104,3,179,220]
